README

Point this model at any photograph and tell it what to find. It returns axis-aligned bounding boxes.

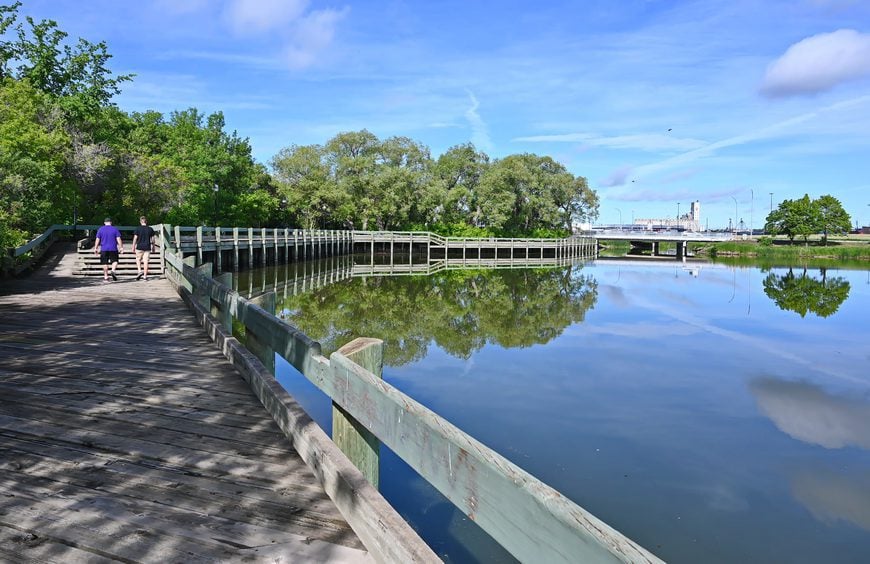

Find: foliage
[271,133,597,234]
[266,264,598,365]
[764,194,852,245]
[0,77,71,246]
[762,267,851,318]
[815,194,851,245]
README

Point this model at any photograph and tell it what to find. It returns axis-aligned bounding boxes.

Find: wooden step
[74,251,164,277]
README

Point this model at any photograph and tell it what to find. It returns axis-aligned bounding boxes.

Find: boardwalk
[0,245,370,563]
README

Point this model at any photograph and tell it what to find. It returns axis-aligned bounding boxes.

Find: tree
[0,77,72,245]
[765,194,853,245]
[765,195,816,244]
[431,143,489,226]
[1,3,132,113]
[814,194,851,245]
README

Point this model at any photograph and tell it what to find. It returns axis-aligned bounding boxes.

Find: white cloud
[225,0,310,35]
[515,132,705,152]
[760,29,870,97]
[464,90,493,152]
[284,8,349,70]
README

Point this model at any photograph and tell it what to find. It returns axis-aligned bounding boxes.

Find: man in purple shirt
[94,217,124,281]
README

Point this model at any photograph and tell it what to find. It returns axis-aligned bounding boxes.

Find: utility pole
[750,189,754,237]
[731,196,738,235]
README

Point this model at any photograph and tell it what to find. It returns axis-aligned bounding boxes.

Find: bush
[758,236,773,247]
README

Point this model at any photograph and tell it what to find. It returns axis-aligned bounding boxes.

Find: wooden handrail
[162,246,661,564]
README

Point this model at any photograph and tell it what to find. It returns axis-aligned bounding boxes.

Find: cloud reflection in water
[750,378,870,449]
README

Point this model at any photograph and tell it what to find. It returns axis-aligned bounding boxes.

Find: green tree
[0,77,72,245]
[765,195,817,244]
[814,194,851,245]
[431,143,489,227]
[2,2,131,114]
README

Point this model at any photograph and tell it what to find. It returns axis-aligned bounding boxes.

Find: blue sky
[15,0,870,229]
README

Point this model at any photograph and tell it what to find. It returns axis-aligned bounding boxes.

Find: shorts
[135,249,151,260]
[99,251,119,265]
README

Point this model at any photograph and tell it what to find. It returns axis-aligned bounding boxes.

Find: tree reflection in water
[277,267,598,366]
[762,267,850,318]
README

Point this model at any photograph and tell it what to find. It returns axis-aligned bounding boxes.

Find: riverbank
[693,235,870,261]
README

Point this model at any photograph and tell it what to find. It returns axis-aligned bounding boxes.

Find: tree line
[1,2,598,251]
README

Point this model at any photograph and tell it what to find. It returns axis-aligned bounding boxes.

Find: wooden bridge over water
[1,227,663,563]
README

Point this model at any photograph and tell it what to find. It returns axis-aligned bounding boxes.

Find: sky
[13,0,870,229]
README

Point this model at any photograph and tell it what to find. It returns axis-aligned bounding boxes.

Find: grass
[694,236,870,262]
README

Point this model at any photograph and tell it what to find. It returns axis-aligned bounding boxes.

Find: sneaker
[143,276,148,281]
[136,273,143,280]
[111,271,117,281]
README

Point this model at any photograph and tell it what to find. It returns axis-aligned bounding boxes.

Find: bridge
[1,225,662,563]
[589,229,733,259]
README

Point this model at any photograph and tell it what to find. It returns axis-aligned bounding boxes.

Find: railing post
[232,227,240,270]
[180,255,196,293]
[158,223,169,275]
[194,262,212,309]
[196,226,204,266]
[261,227,268,266]
[213,272,233,332]
[214,227,222,272]
[174,226,183,256]
[332,337,384,488]
[247,291,276,373]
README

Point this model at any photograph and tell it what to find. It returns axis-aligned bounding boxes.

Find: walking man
[94,217,124,281]
[132,216,156,280]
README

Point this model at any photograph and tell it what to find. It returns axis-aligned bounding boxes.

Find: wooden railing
[161,229,661,563]
[2,223,153,276]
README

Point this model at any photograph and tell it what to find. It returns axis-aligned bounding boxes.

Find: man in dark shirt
[94,217,124,281]
[132,216,156,281]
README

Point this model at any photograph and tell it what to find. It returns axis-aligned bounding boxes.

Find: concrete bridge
[589,229,733,259]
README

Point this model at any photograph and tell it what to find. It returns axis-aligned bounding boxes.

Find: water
[235,257,870,563]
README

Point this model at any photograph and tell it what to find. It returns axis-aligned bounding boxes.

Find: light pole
[731,195,738,234]
[213,183,219,226]
[615,208,622,229]
[750,188,754,237]
[769,192,773,213]
[677,202,681,229]
[281,198,288,227]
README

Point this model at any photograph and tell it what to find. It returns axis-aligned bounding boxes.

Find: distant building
[635,200,702,231]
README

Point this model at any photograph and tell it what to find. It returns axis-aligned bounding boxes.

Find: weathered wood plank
[175,284,440,563]
[333,338,383,489]
[0,245,374,563]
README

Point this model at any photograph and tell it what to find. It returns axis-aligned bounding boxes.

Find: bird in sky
[667,128,672,132]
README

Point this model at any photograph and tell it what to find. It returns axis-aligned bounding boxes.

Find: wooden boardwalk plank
[0,246,371,563]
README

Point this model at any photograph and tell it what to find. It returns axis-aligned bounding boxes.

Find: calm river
[236,256,870,563]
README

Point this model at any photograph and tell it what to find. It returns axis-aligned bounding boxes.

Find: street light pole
[731,195,738,235]
[769,192,773,213]
[750,188,754,237]
[677,202,681,229]
[615,208,622,228]
[213,183,219,226]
